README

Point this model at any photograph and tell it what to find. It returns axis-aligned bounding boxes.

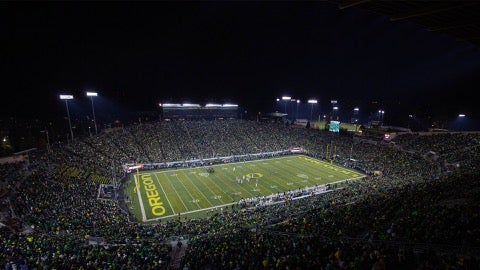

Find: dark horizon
[1,1,479,129]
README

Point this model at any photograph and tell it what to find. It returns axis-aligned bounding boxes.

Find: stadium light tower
[86,91,98,135]
[59,94,74,142]
[378,110,385,121]
[282,96,291,114]
[457,114,466,131]
[296,99,300,120]
[308,99,317,121]
[333,106,339,120]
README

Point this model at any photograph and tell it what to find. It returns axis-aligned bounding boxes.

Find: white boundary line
[143,175,367,222]
[145,202,236,222]
[136,155,364,178]
[134,174,147,221]
[300,156,363,177]
[136,155,296,175]
[135,155,366,222]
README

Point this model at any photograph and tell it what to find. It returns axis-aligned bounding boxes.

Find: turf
[124,155,364,222]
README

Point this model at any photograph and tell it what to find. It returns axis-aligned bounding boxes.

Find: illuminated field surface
[124,155,364,222]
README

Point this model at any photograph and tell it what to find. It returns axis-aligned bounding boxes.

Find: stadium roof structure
[332,1,480,48]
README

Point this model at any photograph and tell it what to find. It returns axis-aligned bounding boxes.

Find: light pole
[296,99,300,120]
[308,99,317,121]
[331,100,338,120]
[333,106,338,120]
[353,107,359,122]
[353,107,360,131]
[377,110,385,121]
[59,94,74,143]
[458,114,466,131]
[282,96,291,115]
[86,91,98,135]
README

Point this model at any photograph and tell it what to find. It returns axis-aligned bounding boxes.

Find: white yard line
[137,155,300,175]
[136,155,366,222]
[181,170,215,207]
[138,155,364,178]
[192,169,233,204]
[152,172,177,215]
[142,175,366,222]
[174,174,201,208]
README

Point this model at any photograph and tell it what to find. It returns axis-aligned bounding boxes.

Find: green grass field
[124,155,365,222]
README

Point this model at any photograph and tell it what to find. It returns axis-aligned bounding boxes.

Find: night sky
[1,1,479,128]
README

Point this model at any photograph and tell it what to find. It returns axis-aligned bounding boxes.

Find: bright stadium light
[308,99,318,120]
[205,103,222,107]
[161,103,182,107]
[295,99,300,120]
[354,107,359,111]
[59,94,74,142]
[86,91,98,135]
[59,95,73,100]
[222,104,238,107]
[378,110,385,121]
[281,96,292,115]
[458,114,466,117]
[182,103,201,107]
[333,106,338,110]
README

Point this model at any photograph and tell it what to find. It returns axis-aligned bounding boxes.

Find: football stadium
[2,2,480,270]
[2,116,480,269]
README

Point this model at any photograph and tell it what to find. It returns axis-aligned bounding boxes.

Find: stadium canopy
[333,1,480,47]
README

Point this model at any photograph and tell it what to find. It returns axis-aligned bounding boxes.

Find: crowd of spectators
[0,119,478,269]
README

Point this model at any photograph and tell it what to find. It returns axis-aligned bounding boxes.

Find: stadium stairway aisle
[169,239,188,270]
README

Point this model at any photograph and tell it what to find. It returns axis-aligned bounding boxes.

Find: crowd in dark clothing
[0,119,478,269]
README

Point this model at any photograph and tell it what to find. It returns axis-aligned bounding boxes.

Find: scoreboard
[329,121,340,132]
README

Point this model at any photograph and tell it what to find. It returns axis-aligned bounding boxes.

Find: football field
[125,155,364,222]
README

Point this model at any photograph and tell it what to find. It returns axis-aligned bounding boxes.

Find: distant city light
[307,99,317,104]
[333,106,338,110]
[276,98,280,101]
[281,96,291,100]
[222,104,238,107]
[354,107,359,111]
[458,114,466,117]
[86,92,98,97]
